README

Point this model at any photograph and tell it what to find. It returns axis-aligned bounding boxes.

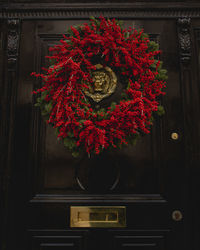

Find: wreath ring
[32,17,167,157]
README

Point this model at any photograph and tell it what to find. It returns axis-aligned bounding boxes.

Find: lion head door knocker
[83,64,117,102]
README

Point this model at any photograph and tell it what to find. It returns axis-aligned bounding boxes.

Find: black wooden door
[1,3,200,250]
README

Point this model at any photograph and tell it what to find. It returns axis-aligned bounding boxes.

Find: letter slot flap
[70,206,126,228]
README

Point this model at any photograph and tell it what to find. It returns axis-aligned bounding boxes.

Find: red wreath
[32,17,167,157]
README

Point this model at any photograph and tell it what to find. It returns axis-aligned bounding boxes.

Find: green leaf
[68,131,74,138]
[90,16,100,25]
[72,151,80,158]
[116,20,123,27]
[55,127,60,136]
[160,69,167,75]
[79,120,85,128]
[130,137,138,146]
[34,103,41,107]
[41,110,48,116]
[127,134,139,146]
[121,92,128,99]
[156,61,168,81]
[156,72,168,81]
[90,16,96,21]
[149,115,154,123]
[89,16,101,31]
[36,97,41,103]
[110,102,117,111]
[48,65,62,73]
[157,61,163,70]
[63,137,76,150]
[44,102,52,113]
[157,105,165,116]
[49,58,56,65]
[141,32,149,40]
[41,91,48,100]
[150,62,157,69]
[148,41,159,52]
[124,32,130,39]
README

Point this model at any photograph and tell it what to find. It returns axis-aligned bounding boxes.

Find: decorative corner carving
[177,17,191,65]
[7,19,20,70]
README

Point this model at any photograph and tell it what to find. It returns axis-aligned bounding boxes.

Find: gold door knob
[171,132,179,140]
[172,210,183,221]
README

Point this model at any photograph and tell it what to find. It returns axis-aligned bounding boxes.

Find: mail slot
[70,206,126,228]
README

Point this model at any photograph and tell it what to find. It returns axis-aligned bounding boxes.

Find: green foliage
[127,81,131,89]
[156,105,165,116]
[110,102,117,111]
[149,115,154,124]
[41,109,49,116]
[49,65,62,73]
[49,58,57,65]
[156,68,168,81]
[150,60,158,69]
[34,102,41,107]
[124,32,130,39]
[121,92,129,99]
[44,102,53,113]
[63,137,77,150]
[141,32,149,40]
[35,91,48,106]
[97,108,106,121]
[150,59,168,81]
[55,127,60,136]
[126,134,140,146]
[67,27,74,37]
[148,41,159,52]
[68,131,74,138]
[34,90,52,122]
[72,151,80,158]
[98,108,105,113]
[115,19,123,28]
[90,16,101,28]
[79,120,85,128]
[66,23,84,39]
[63,136,80,158]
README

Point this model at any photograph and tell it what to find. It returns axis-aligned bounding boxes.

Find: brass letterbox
[70,206,126,228]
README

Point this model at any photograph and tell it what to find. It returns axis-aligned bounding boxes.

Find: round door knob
[172,210,183,221]
[171,132,179,140]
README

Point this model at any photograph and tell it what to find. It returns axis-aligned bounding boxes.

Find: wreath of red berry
[32,17,167,157]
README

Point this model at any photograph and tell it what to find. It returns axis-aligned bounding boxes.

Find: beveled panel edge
[30,194,167,203]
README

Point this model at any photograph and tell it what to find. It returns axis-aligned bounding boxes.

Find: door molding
[1,3,200,19]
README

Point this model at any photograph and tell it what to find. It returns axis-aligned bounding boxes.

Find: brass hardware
[172,210,183,221]
[83,64,117,102]
[171,132,179,140]
[70,206,126,228]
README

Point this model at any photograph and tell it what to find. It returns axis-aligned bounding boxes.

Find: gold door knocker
[83,64,117,102]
